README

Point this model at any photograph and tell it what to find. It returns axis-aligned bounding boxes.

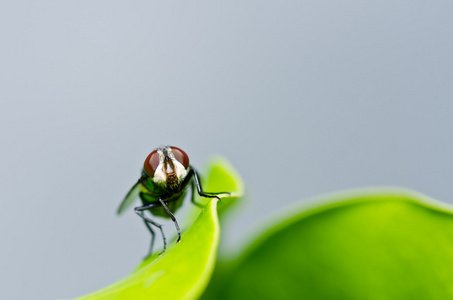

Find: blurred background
[1,1,452,299]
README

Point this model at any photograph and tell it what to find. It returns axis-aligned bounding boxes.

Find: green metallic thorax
[139,169,190,218]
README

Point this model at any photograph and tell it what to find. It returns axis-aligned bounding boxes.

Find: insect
[117,145,229,256]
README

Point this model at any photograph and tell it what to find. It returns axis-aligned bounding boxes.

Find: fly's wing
[117,180,142,215]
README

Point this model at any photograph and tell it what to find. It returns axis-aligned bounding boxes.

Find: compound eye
[170,146,189,169]
[144,150,160,176]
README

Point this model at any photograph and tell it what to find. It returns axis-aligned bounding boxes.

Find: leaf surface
[202,188,453,300]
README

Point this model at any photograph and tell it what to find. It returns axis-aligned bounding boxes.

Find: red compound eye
[170,146,189,169]
[144,150,160,176]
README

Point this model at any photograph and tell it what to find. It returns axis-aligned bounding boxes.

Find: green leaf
[75,157,243,300]
[203,188,453,300]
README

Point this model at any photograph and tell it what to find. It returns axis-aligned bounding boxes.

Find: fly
[117,145,230,257]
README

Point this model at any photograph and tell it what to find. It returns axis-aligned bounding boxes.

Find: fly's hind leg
[135,203,167,256]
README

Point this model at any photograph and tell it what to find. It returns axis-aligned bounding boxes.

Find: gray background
[1,1,452,299]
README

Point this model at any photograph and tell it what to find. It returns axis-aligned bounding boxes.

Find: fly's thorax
[152,146,188,189]
[148,190,187,218]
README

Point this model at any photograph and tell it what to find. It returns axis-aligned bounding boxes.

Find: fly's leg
[143,221,155,257]
[134,203,167,255]
[158,198,181,243]
[192,169,231,201]
[190,179,204,208]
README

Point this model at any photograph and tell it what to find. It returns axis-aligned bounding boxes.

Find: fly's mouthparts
[167,174,177,181]
[166,173,178,189]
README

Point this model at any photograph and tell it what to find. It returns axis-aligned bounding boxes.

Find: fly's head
[143,146,189,190]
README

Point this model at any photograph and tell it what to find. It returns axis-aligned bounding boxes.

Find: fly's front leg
[134,201,167,255]
[190,179,204,208]
[158,198,182,243]
[192,168,231,201]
